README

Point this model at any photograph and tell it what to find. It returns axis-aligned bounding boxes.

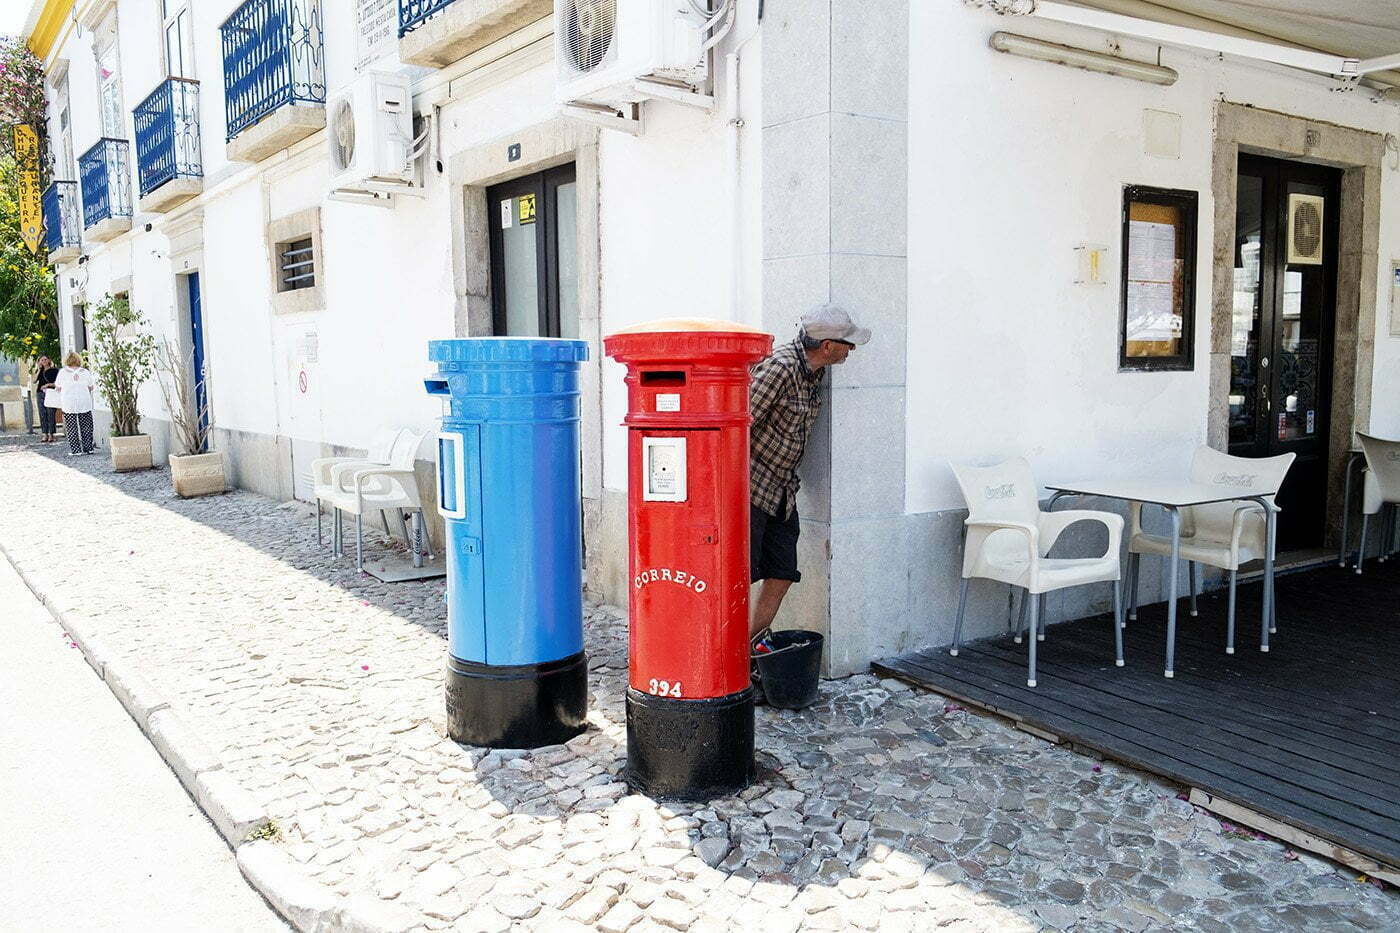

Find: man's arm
[749,359,783,429]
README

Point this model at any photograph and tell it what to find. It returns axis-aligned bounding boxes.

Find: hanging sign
[13,125,42,254]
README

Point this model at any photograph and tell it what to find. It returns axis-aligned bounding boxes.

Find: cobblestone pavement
[1,433,1396,932]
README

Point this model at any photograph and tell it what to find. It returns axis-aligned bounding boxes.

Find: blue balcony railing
[399,0,455,36]
[78,138,133,229]
[134,77,203,198]
[220,0,325,142]
[43,180,81,253]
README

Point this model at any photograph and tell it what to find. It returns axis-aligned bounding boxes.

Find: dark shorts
[751,504,801,584]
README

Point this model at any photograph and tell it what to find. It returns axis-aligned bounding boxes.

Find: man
[748,305,871,643]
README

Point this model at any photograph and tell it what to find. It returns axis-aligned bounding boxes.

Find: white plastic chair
[1127,446,1294,655]
[310,429,406,547]
[1355,432,1400,574]
[326,430,427,571]
[949,458,1124,687]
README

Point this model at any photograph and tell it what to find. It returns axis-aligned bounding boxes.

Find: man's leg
[751,578,793,638]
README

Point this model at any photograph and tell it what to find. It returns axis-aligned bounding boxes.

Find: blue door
[187,272,208,450]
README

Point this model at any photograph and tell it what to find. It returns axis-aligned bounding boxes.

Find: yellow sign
[13,126,43,254]
[518,192,537,225]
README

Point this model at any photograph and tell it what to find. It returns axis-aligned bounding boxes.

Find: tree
[0,37,57,367]
[88,294,156,438]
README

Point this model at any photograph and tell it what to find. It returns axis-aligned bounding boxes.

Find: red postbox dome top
[609,317,766,335]
[604,318,772,365]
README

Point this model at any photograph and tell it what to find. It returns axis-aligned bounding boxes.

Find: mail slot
[425,337,589,749]
[604,318,773,799]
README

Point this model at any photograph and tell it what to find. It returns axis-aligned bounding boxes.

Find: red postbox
[604,319,773,800]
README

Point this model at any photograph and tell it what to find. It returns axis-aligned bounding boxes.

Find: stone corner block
[237,840,341,933]
[195,770,268,848]
[102,657,169,730]
[337,894,422,933]
[146,707,223,795]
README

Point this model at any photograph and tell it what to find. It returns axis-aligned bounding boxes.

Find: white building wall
[908,3,1400,513]
[43,0,765,529]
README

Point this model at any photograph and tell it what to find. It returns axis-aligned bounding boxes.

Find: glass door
[486,164,578,338]
[1230,154,1341,550]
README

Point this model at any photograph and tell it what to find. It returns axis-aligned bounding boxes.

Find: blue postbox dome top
[429,337,588,364]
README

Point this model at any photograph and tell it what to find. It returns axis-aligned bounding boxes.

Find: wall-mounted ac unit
[1286,193,1324,266]
[554,0,709,107]
[328,71,419,201]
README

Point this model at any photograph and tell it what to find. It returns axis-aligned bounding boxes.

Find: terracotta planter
[169,451,226,498]
[110,434,153,472]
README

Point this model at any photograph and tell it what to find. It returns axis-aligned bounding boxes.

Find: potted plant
[156,338,225,497]
[88,295,157,471]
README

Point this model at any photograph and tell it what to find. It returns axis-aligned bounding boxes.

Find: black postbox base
[625,687,755,801]
[446,651,588,749]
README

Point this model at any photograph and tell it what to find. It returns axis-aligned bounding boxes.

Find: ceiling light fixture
[990,31,1179,85]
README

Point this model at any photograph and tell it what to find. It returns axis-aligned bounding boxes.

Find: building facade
[24,0,1400,675]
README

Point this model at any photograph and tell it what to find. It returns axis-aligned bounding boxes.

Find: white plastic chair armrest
[1037,509,1123,557]
[351,466,418,492]
[328,459,395,491]
[963,518,1041,587]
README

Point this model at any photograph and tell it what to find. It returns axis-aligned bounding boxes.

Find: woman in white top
[57,351,97,456]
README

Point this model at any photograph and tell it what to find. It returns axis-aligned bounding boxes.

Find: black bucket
[753,630,824,709]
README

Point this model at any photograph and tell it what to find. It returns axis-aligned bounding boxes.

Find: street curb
[0,540,351,933]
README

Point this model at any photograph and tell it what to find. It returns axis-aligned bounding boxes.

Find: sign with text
[13,125,42,254]
[356,0,397,72]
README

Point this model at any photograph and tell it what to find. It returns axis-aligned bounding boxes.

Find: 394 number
[647,679,682,698]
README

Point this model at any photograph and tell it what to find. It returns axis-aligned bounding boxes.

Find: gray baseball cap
[800,305,871,346]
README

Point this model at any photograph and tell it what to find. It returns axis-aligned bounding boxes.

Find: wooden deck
[874,560,1400,882]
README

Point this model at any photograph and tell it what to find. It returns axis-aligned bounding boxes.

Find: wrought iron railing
[399,0,456,36]
[133,77,203,197]
[43,180,81,253]
[220,0,325,141]
[78,138,133,229]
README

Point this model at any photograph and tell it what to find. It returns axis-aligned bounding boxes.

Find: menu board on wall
[1119,188,1198,371]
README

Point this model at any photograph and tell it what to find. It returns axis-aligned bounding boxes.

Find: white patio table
[1042,479,1278,678]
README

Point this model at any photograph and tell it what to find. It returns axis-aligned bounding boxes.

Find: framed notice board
[1120,185,1198,371]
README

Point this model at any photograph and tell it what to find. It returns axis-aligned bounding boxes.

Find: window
[278,238,315,291]
[266,207,325,314]
[95,12,124,138]
[487,164,578,337]
[1119,185,1198,372]
[162,0,195,78]
[71,303,89,353]
[55,74,77,181]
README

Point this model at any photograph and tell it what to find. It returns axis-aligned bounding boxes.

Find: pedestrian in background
[34,355,59,443]
[57,352,96,456]
[748,305,870,645]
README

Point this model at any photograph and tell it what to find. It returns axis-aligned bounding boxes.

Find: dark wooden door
[1229,154,1342,551]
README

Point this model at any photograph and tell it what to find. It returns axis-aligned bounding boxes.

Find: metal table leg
[1165,506,1181,678]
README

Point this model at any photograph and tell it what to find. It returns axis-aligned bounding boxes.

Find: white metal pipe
[991,31,1178,85]
[1358,51,1400,75]
[1031,1,1357,77]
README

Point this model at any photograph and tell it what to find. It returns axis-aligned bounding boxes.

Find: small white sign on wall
[1391,259,1400,337]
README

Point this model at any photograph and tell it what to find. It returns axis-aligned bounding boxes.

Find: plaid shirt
[749,338,825,517]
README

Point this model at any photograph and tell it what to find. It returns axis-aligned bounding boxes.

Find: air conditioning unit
[555,0,710,107]
[327,71,417,198]
[1286,193,1324,266]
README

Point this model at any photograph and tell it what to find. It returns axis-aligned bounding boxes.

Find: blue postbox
[426,337,589,748]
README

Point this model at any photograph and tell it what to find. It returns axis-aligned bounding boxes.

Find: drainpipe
[726,6,762,330]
